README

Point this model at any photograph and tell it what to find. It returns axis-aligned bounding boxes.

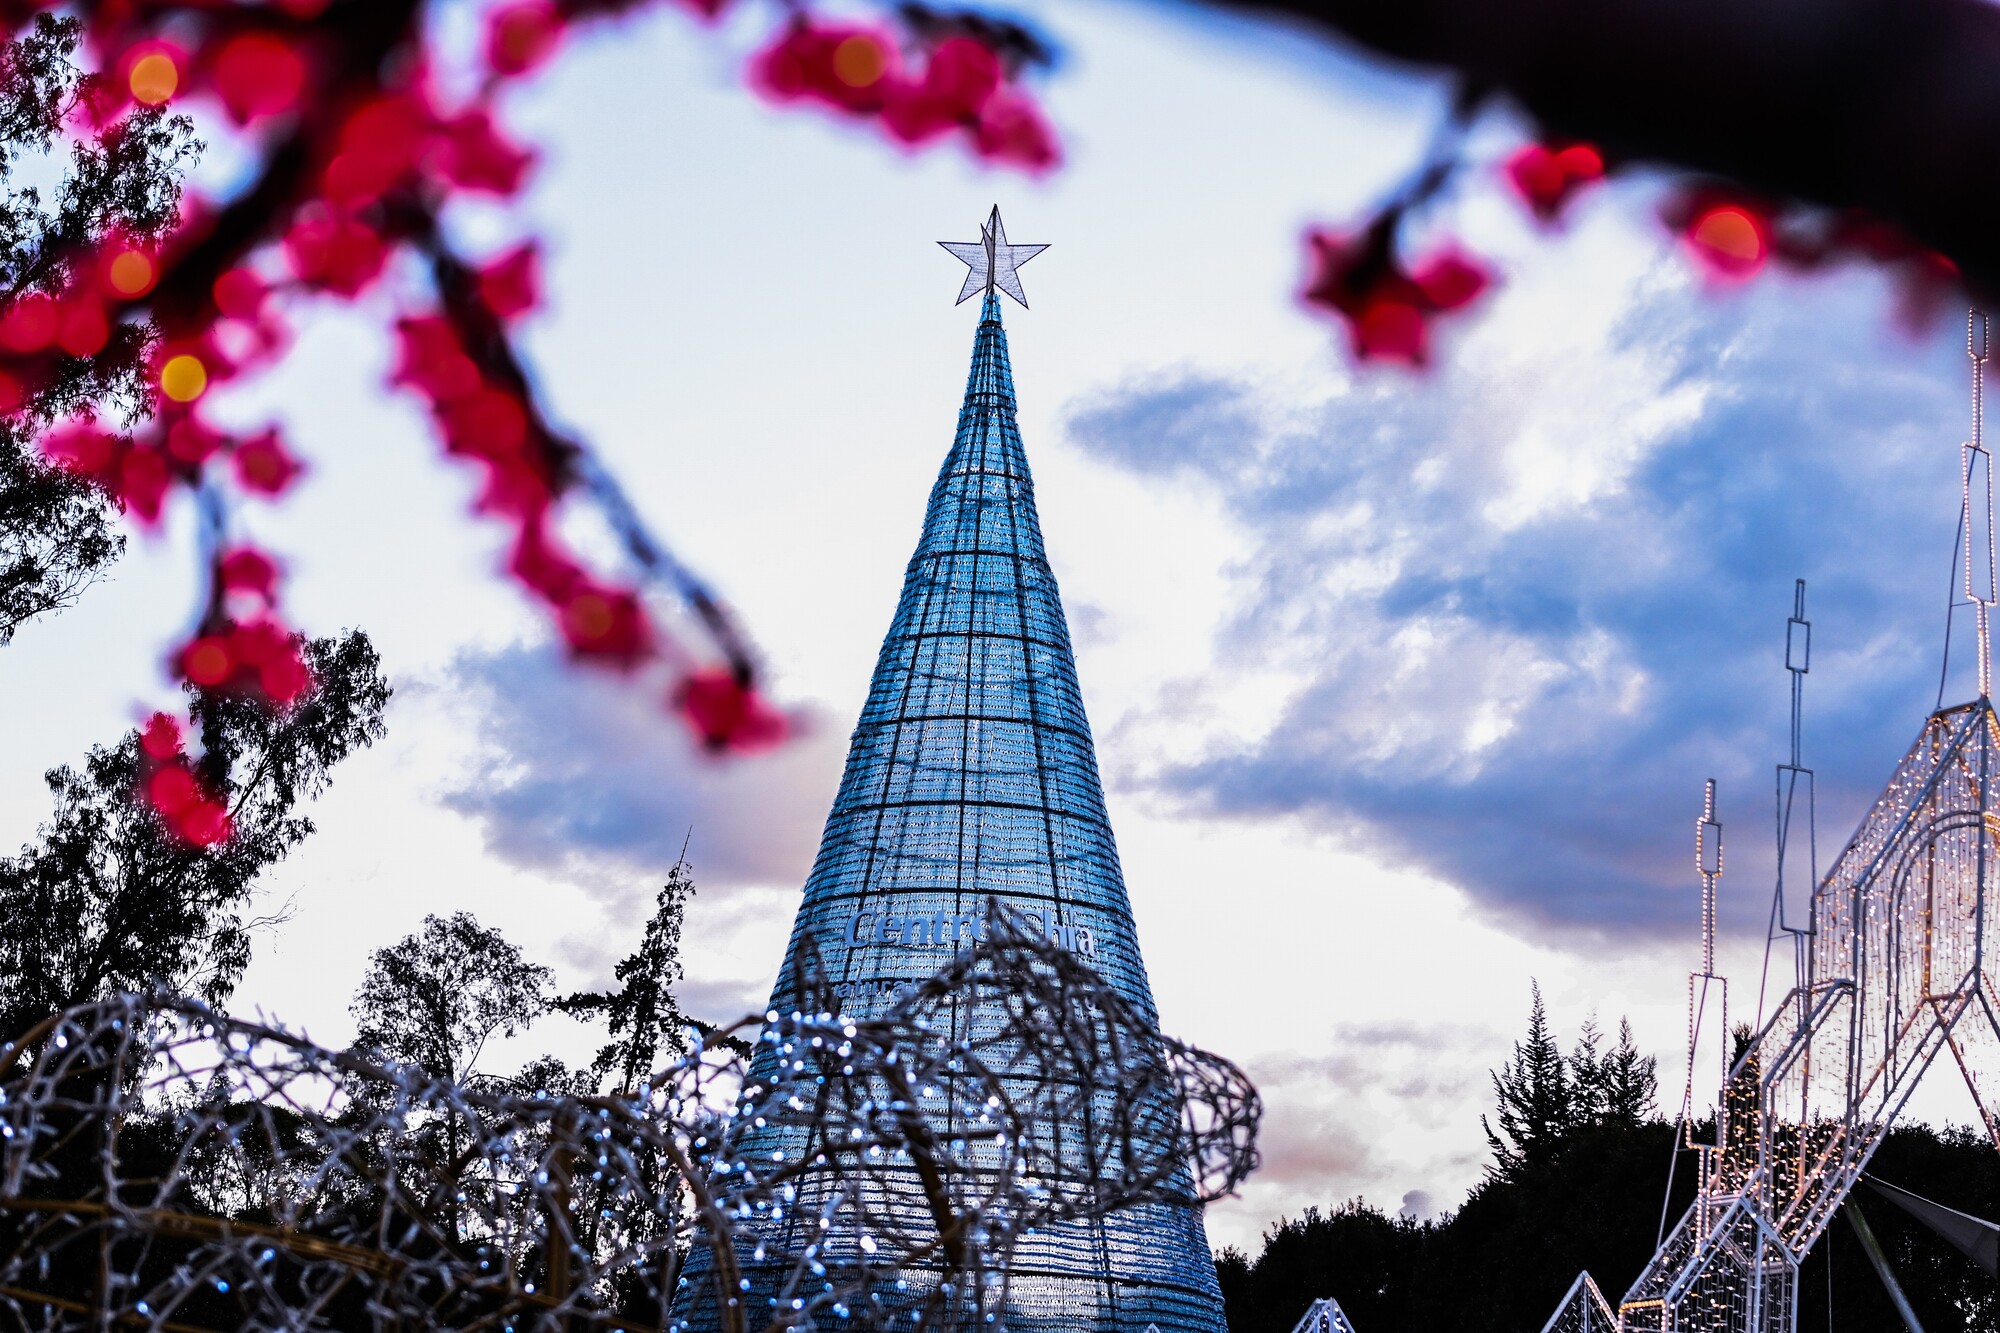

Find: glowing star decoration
[938,205,1047,307]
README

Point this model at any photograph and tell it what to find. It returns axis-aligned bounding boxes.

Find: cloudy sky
[2,0,1990,1254]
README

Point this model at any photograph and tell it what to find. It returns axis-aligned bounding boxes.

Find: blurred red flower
[113,447,171,524]
[285,209,388,296]
[435,110,533,196]
[477,243,540,321]
[753,22,900,114]
[321,94,433,207]
[41,422,120,479]
[1504,141,1605,223]
[392,315,481,403]
[1302,227,1492,366]
[486,0,564,79]
[219,546,281,604]
[972,91,1058,171]
[138,711,183,760]
[674,668,788,753]
[233,429,303,496]
[558,583,652,666]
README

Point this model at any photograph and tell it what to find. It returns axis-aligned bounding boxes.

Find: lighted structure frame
[1608,315,2000,1333]
[677,218,1232,1333]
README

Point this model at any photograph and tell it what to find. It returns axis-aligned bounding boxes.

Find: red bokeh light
[209,31,308,125]
[1685,203,1770,281]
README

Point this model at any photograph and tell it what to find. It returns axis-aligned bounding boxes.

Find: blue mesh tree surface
[676,292,1226,1333]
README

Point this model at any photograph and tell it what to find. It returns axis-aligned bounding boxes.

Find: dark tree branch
[1215,0,2000,296]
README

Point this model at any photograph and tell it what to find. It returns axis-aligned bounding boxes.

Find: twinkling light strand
[0,907,1256,1333]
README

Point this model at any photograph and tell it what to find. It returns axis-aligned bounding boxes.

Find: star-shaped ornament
[939,206,1048,308]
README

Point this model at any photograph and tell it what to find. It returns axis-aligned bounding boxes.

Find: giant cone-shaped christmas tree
[682,217,1225,1333]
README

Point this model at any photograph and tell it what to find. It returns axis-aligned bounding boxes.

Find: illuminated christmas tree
[677,209,1226,1333]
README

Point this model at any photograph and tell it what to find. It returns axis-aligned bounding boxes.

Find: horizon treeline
[1216,988,2000,1333]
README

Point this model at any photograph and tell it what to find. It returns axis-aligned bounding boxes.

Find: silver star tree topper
[939,206,1048,308]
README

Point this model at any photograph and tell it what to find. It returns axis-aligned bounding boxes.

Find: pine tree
[1569,1014,1609,1125]
[1483,981,1573,1179]
[1602,1017,1659,1126]
[560,856,696,1093]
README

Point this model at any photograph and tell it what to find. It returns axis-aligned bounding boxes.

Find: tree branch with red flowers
[6,0,1062,845]
[1217,0,1996,348]
[35,0,1973,853]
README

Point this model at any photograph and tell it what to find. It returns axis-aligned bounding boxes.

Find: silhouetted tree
[1219,992,2000,1333]
[0,629,387,1039]
[349,910,553,1089]
[1217,1201,1435,1333]
[559,854,695,1093]
[1600,1018,1658,1126]
[0,14,198,643]
[0,429,120,644]
[1483,981,1572,1178]
[1570,1016,1608,1122]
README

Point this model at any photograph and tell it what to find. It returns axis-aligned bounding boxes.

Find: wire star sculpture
[939,206,1047,308]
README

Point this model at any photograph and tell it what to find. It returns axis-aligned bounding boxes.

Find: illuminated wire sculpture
[1540,1273,1618,1333]
[1609,313,2000,1333]
[1288,1298,1362,1333]
[678,218,1236,1333]
[0,912,1256,1333]
[1758,581,1817,1037]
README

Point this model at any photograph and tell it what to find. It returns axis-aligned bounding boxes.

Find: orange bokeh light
[1688,205,1769,279]
[160,353,208,402]
[107,249,156,297]
[832,35,887,88]
[128,51,179,105]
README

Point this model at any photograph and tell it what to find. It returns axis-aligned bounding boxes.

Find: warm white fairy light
[1608,315,2000,1333]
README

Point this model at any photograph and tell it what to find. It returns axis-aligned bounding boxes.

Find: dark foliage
[1814,1125,2000,1333]
[0,15,199,641]
[558,854,695,1093]
[349,909,554,1088]
[1485,984,1657,1181]
[1214,0,2000,299]
[1219,1120,1694,1333]
[1220,1120,2000,1333]
[1217,1201,1435,1333]
[0,425,119,643]
[0,629,388,1040]
[1221,997,1999,1333]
